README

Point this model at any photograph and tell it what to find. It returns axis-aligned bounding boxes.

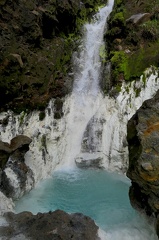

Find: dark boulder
[0,210,99,240]
[127,90,159,237]
[10,135,32,152]
[0,141,12,170]
[0,135,32,169]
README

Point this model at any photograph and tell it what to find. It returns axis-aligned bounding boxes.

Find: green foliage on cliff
[110,51,128,81]
[111,12,125,26]
[106,0,159,86]
[141,20,159,41]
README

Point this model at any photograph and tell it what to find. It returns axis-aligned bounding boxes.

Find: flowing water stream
[55,1,114,170]
[15,1,158,239]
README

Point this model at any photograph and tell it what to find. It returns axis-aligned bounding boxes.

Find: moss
[111,12,125,26]
[115,84,122,93]
[110,40,159,83]
[141,20,159,41]
[116,0,124,6]
[127,43,159,79]
[125,86,130,94]
[105,0,159,86]
[110,51,129,81]
[19,111,26,125]
[142,73,147,88]
[134,87,141,97]
[99,45,107,62]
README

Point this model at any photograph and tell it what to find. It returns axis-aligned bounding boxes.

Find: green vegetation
[110,51,128,81]
[105,0,159,86]
[19,111,26,126]
[99,45,107,62]
[142,73,146,88]
[134,87,141,97]
[115,84,122,93]
[0,0,107,113]
[111,12,125,26]
[141,20,159,41]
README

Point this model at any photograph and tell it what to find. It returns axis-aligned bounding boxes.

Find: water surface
[15,169,157,240]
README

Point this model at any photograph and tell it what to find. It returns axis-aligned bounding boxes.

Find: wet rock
[75,152,104,168]
[127,90,159,237]
[0,210,99,240]
[0,135,34,200]
[0,192,14,216]
[0,141,12,169]
[54,97,64,119]
[10,135,32,152]
[126,13,151,25]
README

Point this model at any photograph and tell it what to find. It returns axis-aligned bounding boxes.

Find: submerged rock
[0,210,99,240]
[127,90,159,237]
[75,152,104,169]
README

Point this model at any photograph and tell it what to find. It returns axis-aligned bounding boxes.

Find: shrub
[141,20,159,41]
[111,51,129,81]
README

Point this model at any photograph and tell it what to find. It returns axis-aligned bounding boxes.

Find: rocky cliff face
[127,90,159,237]
[0,0,106,113]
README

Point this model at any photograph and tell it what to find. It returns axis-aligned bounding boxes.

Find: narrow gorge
[0,0,159,239]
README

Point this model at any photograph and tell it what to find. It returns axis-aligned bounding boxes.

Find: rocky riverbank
[0,210,99,240]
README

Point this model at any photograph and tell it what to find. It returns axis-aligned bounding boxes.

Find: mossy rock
[106,0,159,85]
[110,41,159,82]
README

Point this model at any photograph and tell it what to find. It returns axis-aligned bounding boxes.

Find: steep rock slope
[0,0,106,113]
[127,90,159,237]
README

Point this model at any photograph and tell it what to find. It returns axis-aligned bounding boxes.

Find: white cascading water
[56,0,114,170]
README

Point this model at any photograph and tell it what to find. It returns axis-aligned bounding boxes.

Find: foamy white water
[55,0,114,170]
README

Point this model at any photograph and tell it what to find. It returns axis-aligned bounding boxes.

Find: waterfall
[73,0,114,95]
[1,0,159,178]
[56,0,114,170]
[1,2,159,238]
[0,0,159,179]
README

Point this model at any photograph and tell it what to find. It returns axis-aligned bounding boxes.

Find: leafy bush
[141,20,159,41]
[111,12,125,26]
[110,51,129,81]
